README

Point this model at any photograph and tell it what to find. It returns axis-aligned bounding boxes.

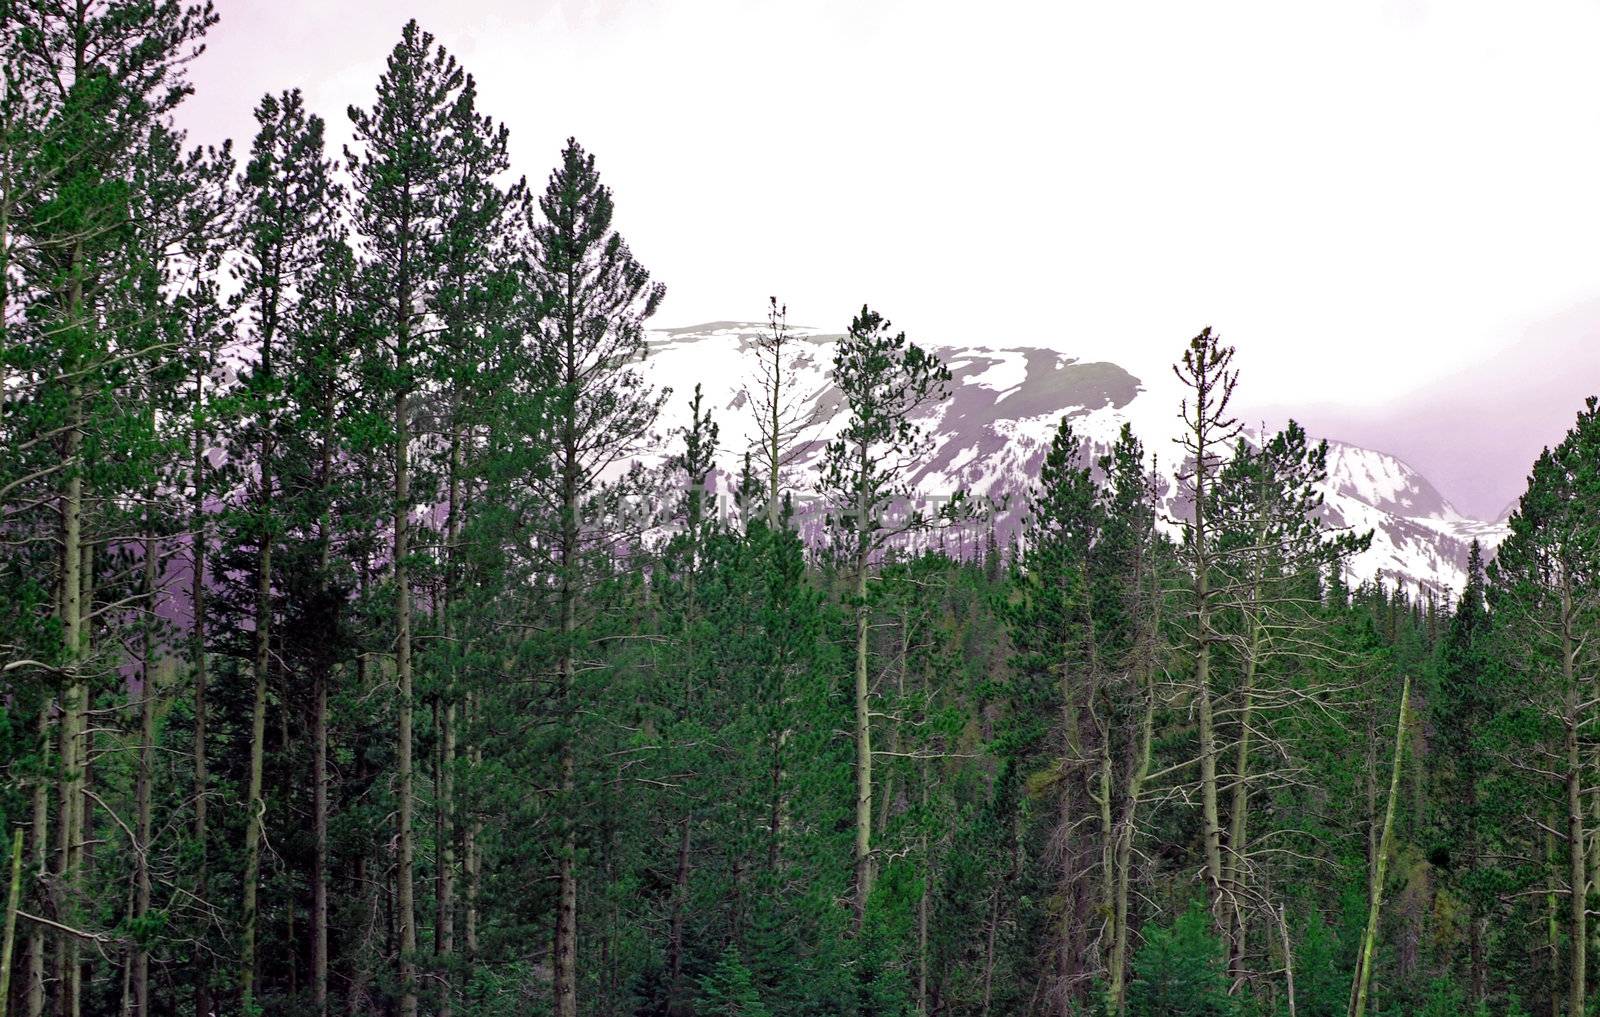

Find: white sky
[181,0,1600,515]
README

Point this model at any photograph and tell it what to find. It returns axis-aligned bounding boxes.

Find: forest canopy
[2,6,1598,1017]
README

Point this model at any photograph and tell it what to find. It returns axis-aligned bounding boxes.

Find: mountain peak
[642,322,1507,598]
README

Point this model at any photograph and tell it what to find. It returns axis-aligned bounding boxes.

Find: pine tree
[527,135,664,1017]
[227,86,341,1011]
[346,23,466,1015]
[1207,421,1369,982]
[1429,539,1499,1004]
[818,305,953,928]
[746,296,809,529]
[1128,903,1236,1017]
[697,947,773,1017]
[1173,327,1241,934]
[1,5,219,1015]
[1096,423,1168,1016]
[426,64,521,1017]
[122,105,233,1017]
[1002,414,1102,1009]
[1489,398,1600,1016]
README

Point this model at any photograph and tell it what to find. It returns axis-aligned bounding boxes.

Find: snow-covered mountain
[638,321,1507,600]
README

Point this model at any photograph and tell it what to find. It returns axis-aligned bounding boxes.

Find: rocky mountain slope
[638,321,1507,599]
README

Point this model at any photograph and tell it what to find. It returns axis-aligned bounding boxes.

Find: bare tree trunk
[312,675,329,1017]
[1348,675,1410,1017]
[464,688,480,967]
[917,759,931,1017]
[1224,613,1263,981]
[758,296,790,531]
[434,695,455,1017]
[130,537,158,1017]
[852,547,874,927]
[2,828,23,1017]
[393,378,419,1017]
[302,370,338,1017]
[556,752,577,1017]
[1549,828,1561,1017]
[1277,904,1297,1017]
[1108,674,1155,1016]
[66,538,92,1017]
[240,532,271,1008]
[240,289,281,1004]
[1196,605,1224,918]
[26,710,47,1017]
[346,597,379,1017]
[1591,745,1600,984]
[554,457,580,1017]
[876,617,908,842]
[190,412,210,1017]
[1177,331,1233,936]
[983,813,1024,1017]
[434,431,461,1017]
[1058,666,1087,1011]
[1564,587,1586,1015]
[53,388,84,1017]
[765,326,782,531]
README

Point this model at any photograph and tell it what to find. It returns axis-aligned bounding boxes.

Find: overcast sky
[178,0,1600,518]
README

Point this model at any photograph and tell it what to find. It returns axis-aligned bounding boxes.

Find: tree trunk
[556,749,577,1017]
[1348,675,1410,1017]
[876,614,910,844]
[979,886,1000,1017]
[464,689,481,966]
[1591,744,1600,980]
[347,613,379,1017]
[1196,607,1224,919]
[130,538,158,1017]
[241,290,281,1004]
[766,329,782,530]
[1058,660,1087,1010]
[667,817,691,991]
[1549,828,1562,1017]
[190,414,211,1017]
[1108,671,1156,1016]
[313,674,329,1017]
[26,710,48,1017]
[1182,335,1227,936]
[53,385,84,1017]
[554,436,580,1017]
[852,548,874,927]
[394,378,419,1017]
[433,694,455,1017]
[1564,589,1586,1015]
[917,758,931,1017]
[434,429,461,1017]
[1224,612,1263,980]
[241,531,271,1008]
[2,828,23,1017]
[66,537,92,1017]
[1277,904,1297,1017]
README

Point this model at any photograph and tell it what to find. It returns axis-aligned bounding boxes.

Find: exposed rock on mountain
[642,321,1506,598]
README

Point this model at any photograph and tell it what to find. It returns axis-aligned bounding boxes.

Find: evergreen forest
[4,6,1600,1017]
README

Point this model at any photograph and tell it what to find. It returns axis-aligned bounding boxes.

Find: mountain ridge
[640,321,1507,598]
